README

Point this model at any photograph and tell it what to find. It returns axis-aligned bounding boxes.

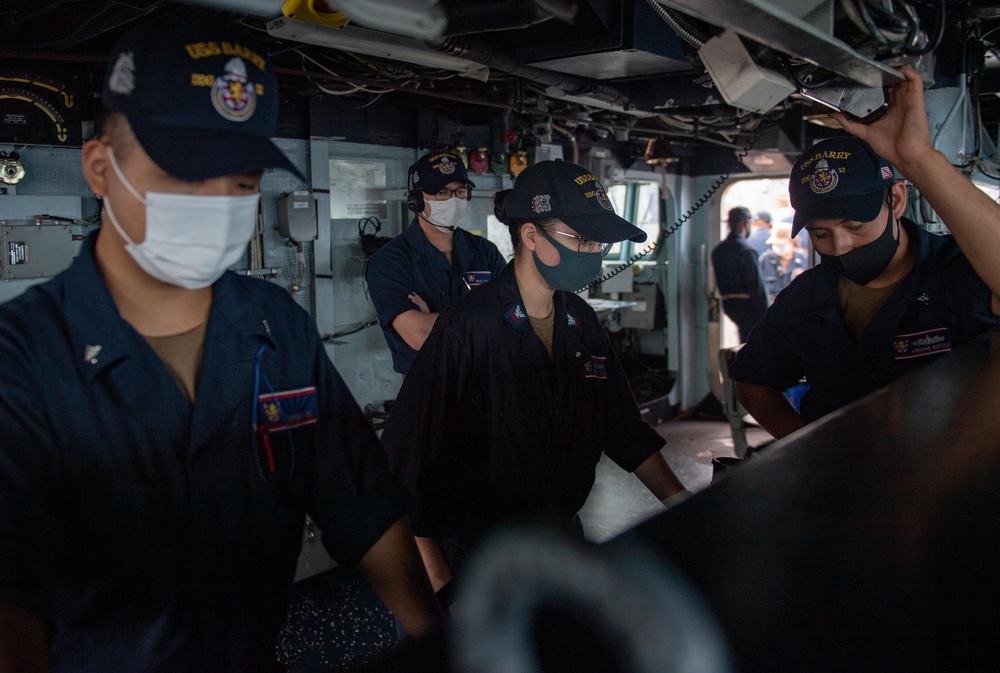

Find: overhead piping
[644,0,708,48]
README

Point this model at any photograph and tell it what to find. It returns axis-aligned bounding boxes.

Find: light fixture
[266,16,489,80]
[321,0,446,41]
[742,150,793,173]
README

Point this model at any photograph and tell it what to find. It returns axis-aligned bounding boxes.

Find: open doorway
[718,176,806,349]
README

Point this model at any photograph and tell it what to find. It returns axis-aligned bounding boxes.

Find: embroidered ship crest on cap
[211,57,256,122]
[437,156,456,174]
[810,159,839,194]
[595,186,613,210]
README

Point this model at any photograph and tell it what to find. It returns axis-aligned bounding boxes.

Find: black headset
[406,164,424,214]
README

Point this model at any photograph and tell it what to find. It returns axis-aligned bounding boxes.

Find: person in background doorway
[711,206,769,342]
[746,210,773,259]
[759,220,808,304]
[367,151,506,376]
[379,160,689,593]
[0,15,441,672]
[732,66,1000,439]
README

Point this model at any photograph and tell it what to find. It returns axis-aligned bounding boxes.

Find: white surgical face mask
[424,197,468,232]
[772,241,793,258]
[104,147,260,289]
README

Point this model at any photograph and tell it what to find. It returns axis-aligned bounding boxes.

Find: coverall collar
[63,231,275,384]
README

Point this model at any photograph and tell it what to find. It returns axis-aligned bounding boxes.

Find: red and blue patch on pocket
[254,386,318,480]
[258,386,319,431]
[892,327,952,360]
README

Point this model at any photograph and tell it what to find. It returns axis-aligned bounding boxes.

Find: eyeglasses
[427,186,472,201]
[541,228,613,257]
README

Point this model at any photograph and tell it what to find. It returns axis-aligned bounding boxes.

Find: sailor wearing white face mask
[102,145,261,290]
[367,151,506,375]
[0,13,443,672]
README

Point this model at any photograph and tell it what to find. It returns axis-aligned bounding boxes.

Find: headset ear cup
[407,191,424,214]
[406,163,422,214]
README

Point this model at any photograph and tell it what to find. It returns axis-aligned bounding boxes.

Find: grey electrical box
[277,190,317,242]
[698,29,795,114]
[1,219,75,280]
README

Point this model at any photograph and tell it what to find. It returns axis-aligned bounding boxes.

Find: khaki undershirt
[529,310,555,359]
[838,276,899,343]
[144,322,208,403]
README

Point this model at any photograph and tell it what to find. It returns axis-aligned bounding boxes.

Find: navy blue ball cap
[409,151,475,195]
[727,206,752,224]
[101,13,303,181]
[504,160,646,244]
[789,137,895,237]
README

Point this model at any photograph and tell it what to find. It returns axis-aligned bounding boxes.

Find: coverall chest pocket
[253,385,319,484]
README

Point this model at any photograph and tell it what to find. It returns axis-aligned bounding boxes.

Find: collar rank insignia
[84,344,102,364]
[504,302,528,327]
[566,312,582,331]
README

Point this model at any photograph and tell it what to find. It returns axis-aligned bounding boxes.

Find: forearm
[632,451,685,500]
[836,65,1000,301]
[393,311,439,351]
[735,381,808,440]
[357,518,443,638]
[895,149,1000,299]
[414,536,454,594]
[0,596,48,673]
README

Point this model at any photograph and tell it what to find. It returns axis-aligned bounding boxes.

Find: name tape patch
[258,386,319,432]
[583,355,608,379]
[892,327,953,360]
[465,271,493,287]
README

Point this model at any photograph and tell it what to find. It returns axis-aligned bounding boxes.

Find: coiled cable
[584,116,777,293]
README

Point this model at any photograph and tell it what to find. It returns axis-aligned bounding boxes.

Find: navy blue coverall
[0,232,410,672]
[732,219,1000,422]
[711,231,769,342]
[367,219,506,374]
[379,263,664,564]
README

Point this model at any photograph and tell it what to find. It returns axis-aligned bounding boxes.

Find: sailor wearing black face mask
[731,135,1000,438]
[368,151,506,375]
[380,160,689,593]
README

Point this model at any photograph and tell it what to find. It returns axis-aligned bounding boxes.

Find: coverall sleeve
[730,290,806,392]
[0,320,58,618]
[379,319,474,539]
[304,322,413,567]
[367,244,422,333]
[589,317,666,473]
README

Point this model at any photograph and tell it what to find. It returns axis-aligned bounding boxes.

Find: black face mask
[819,200,899,286]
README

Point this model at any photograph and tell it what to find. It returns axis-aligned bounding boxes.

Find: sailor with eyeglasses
[368,151,506,375]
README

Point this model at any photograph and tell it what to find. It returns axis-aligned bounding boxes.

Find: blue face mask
[532,229,603,292]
